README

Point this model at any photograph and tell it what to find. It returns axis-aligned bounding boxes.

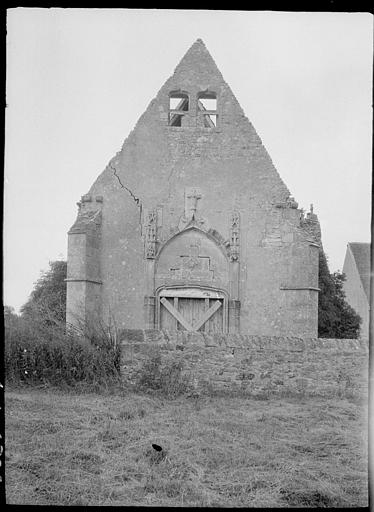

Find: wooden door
[178,298,205,331]
[159,296,223,332]
[205,298,223,332]
[159,297,179,331]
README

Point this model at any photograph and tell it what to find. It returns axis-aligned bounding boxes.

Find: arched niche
[143,226,240,333]
[155,227,229,291]
[150,228,229,332]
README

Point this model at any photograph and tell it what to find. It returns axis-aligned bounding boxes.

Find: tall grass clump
[4,307,121,390]
[136,353,192,398]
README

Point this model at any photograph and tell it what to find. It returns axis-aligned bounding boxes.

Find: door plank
[204,298,210,333]
[160,302,175,330]
[173,297,179,330]
[160,297,194,331]
[193,300,222,331]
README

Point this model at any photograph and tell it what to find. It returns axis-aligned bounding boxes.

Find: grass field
[5,387,368,507]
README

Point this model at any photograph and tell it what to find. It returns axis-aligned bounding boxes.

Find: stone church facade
[66,39,321,337]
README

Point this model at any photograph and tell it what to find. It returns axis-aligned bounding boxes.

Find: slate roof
[349,242,371,300]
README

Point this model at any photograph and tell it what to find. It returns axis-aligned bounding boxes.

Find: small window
[198,91,217,128]
[169,91,189,127]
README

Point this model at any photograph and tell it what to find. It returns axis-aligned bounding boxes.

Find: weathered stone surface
[120,331,368,397]
[67,39,321,337]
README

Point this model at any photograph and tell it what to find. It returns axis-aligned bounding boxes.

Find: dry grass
[5,387,368,507]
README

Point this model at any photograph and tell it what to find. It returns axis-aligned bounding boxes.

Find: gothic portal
[66,39,321,337]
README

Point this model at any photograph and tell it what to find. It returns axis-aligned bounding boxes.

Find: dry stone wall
[120,330,368,397]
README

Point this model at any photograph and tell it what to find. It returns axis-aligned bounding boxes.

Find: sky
[5,9,373,313]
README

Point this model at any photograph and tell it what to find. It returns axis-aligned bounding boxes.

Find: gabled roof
[348,242,371,300]
[172,38,223,78]
[89,38,291,206]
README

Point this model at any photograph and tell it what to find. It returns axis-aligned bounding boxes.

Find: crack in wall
[109,161,142,208]
[109,161,143,230]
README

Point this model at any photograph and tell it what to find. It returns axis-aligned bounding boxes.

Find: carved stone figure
[145,209,157,259]
[178,187,207,231]
[229,211,240,261]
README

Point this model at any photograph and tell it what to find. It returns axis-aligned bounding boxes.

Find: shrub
[20,260,67,324]
[318,251,361,338]
[136,353,191,397]
[4,309,121,390]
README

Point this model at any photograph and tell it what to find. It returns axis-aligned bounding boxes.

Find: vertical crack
[109,161,143,228]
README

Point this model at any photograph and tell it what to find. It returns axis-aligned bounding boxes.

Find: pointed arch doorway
[143,222,239,333]
[157,287,227,332]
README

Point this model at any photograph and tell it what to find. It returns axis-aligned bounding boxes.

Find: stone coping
[119,329,368,351]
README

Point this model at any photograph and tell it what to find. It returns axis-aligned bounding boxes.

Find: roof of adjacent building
[348,242,371,300]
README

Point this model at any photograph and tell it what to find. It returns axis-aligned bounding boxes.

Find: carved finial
[310,204,314,214]
[286,196,298,209]
[178,187,207,231]
[185,187,202,220]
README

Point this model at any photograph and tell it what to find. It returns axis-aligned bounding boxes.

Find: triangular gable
[91,38,291,205]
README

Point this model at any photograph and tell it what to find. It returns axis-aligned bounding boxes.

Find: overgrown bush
[20,260,67,324]
[318,251,362,338]
[136,353,192,397]
[4,309,121,390]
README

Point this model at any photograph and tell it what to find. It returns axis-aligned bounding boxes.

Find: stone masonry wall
[71,39,319,336]
[120,330,368,397]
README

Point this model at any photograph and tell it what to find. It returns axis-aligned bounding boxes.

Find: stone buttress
[66,195,103,326]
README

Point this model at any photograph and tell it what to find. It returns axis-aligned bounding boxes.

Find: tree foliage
[318,251,361,338]
[4,305,19,327]
[20,260,67,324]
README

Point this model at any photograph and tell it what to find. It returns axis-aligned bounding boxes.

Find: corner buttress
[66,194,103,328]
